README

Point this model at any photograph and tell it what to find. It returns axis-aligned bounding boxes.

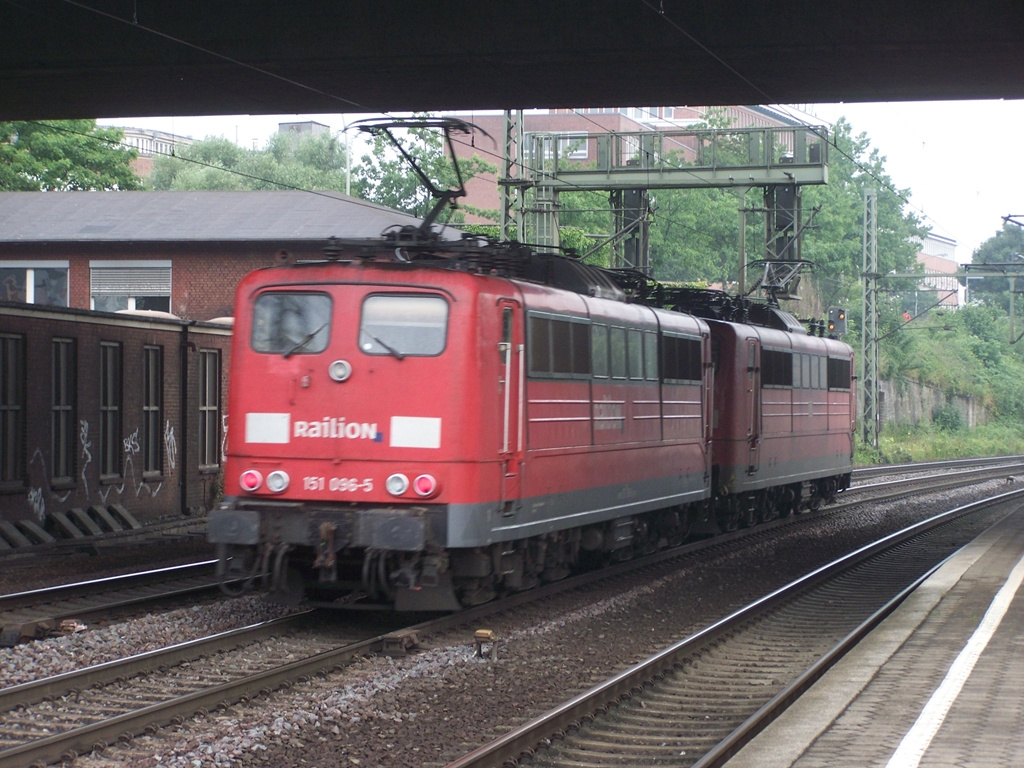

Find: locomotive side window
[571,322,590,374]
[529,315,551,373]
[661,334,702,383]
[643,331,658,381]
[591,324,609,378]
[528,312,590,378]
[252,292,332,356]
[827,356,852,390]
[627,329,644,380]
[609,326,627,379]
[762,348,793,387]
[360,295,448,357]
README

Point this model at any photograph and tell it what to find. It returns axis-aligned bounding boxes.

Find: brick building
[0,190,427,321]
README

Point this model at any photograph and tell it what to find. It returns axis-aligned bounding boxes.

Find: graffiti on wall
[79,420,92,499]
[164,420,178,470]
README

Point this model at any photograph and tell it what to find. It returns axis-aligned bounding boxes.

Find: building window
[0,262,69,307]
[52,338,76,482]
[90,260,171,313]
[99,342,122,477]
[1,334,26,484]
[142,345,162,475]
[199,349,220,468]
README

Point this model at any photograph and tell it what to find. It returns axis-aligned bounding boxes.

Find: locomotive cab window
[252,292,332,356]
[360,294,448,357]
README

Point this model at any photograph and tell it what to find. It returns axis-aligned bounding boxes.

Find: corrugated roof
[0,190,431,242]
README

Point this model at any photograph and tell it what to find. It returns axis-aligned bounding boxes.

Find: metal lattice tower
[861,188,879,448]
[499,110,526,242]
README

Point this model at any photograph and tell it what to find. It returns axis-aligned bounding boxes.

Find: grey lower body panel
[210,469,709,552]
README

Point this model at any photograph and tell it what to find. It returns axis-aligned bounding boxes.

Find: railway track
[0,611,404,768]
[0,561,221,645]
[3,457,1019,646]
[444,487,1024,768]
[843,459,1024,504]
[850,454,1024,482]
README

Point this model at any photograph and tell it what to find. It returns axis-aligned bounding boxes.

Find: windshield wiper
[283,323,328,358]
[367,333,405,360]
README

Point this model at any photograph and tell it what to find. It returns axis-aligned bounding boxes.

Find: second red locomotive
[209,227,854,610]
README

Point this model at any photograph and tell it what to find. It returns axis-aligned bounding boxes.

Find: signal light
[827,307,847,336]
[240,469,263,492]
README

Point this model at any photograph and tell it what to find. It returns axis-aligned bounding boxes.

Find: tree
[964,222,1024,312]
[0,120,142,191]
[802,117,926,307]
[149,132,352,192]
[639,115,927,307]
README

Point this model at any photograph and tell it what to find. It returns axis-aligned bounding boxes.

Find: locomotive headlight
[413,474,439,497]
[240,469,263,492]
[328,359,352,382]
[266,470,290,493]
[385,473,410,496]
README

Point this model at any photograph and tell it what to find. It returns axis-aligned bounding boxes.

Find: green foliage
[932,403,965,432]
[642,114,926,292]
[869,420,1024,464]
[802,118,926,302]
[0,120,142,191]
[149,132,351,191]
[967,223,1024,313]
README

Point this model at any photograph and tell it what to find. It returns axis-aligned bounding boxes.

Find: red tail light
[240,470,263,492]
[413,474,438,497]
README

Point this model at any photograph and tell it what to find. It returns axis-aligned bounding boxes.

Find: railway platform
[724,501,1024,768]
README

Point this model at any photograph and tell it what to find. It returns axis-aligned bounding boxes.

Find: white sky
[103,99,1024,262]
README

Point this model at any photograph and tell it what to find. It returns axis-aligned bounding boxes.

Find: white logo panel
[389,416,442,449]
[245,412,291,444]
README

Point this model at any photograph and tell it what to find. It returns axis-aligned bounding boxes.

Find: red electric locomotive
[209,120,854,610]
[209,233,855,610]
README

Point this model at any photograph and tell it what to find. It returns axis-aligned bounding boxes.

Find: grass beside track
[856,421,1024,466]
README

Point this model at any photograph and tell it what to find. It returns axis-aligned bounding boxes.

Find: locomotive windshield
[251,292,332,356]
[359,294,448,358]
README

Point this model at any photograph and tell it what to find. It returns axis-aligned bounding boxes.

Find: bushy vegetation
[860,421,1024,466]
[855,279,1024,465]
